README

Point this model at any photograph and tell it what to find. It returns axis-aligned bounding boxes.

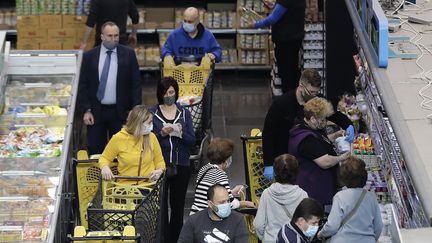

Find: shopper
[80,0,139,49]
[149,77,196,243]
[262,69,354,181]
[317,157,383,243]
[288,97,350,206]
[178,184,249,243]
[190,138,255,214]
[98,105,165,184]
[253,154,308,243]
[249,0,305,93]
[77,22,141,155]
[161,7,222,63]
[276,198,324,243]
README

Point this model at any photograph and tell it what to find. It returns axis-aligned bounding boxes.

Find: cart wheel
[72,226,86,243]
[123,226,137,243]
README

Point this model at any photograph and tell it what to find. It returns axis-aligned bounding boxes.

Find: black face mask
[302,92,316,103]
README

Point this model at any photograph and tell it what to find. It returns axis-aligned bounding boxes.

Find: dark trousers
[163,165,191,243]
[87,106,123,155]
[274,39,303,93]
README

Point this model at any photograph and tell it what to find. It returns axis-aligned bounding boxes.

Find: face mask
[142,123,153,135]
[304,224,319,238]
[103,40,118,50]
[225,157,232,169]
[213,202,231,219]
[163,95,176,106]
[183,22,196,33]
[301,84,317,102]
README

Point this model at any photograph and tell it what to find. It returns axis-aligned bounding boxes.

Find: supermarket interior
[2,0,432,242]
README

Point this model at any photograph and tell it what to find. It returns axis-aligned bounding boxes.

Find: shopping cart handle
[175,56,202,63]
[236,208,258,216]
[113,175,151,180]
[67,234,140,241]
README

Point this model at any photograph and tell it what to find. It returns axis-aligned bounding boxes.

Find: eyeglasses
[300,83,319,96]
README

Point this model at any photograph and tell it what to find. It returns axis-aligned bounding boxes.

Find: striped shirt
[190,163,239,214]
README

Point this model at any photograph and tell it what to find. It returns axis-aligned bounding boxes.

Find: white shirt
[98,45,118,104]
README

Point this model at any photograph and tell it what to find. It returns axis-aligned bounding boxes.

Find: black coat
[77,44,142,122]
[262,89,352,166]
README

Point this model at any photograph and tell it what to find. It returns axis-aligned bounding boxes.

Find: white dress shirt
[98,44,118,105]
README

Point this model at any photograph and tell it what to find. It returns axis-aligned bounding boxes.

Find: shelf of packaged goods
[354,48,429,228]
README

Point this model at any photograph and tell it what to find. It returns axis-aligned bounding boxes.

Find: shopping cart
[240,128,272,243]
[72,150,166,243]
[160,55,215,171]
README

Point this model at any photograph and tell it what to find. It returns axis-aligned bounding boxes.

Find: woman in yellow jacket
[99,105,166,183]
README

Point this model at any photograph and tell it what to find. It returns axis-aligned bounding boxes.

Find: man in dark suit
[78,21,142,155]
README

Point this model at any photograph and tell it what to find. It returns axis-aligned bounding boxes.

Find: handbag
[166,163,177,178]
[324,189,367,243]
[166,138,180,178]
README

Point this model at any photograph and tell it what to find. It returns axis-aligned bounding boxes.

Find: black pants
[86,106,123,155]
[274,39,303,93]
[163,165,191,243]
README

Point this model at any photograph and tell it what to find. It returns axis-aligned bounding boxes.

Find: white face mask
[142,123,153,135]
[183,22,196,33]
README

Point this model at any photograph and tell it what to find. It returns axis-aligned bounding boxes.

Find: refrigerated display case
[345,0,432,241]
[0,34,82,242]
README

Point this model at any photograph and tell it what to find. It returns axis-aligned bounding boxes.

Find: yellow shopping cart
[240,129,272,243]
[161,56,215,170]
[72,150,165,243]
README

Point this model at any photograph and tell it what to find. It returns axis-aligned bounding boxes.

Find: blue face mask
[183,22,196,33]
[213,203,231,219]
[304,224,319,238]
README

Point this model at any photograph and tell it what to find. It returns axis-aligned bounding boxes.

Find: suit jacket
[78,44,142,122]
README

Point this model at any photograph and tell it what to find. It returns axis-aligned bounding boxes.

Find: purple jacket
[288,125,338,205]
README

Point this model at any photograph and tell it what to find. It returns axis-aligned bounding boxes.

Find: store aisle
[142,70,271,214]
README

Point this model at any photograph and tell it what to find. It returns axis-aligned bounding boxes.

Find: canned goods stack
[220,49,238,65]
[237,33,269,65]
[238,0,268,28]
[205,10,237,28]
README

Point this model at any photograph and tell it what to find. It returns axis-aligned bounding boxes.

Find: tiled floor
[142,70,272,215]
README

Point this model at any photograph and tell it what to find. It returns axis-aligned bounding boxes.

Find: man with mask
[262,69,354,180]
[178,184,249,243]
[161,7,222,63]
[78,21,142,155]
[277,198,324,243]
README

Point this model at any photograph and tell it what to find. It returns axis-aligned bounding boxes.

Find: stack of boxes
[15,0,94,50]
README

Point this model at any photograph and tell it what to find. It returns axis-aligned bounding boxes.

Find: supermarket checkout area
[345,0,432,241]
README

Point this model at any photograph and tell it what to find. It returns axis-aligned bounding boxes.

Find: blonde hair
[125,105,152,154]
[304,97,334,120]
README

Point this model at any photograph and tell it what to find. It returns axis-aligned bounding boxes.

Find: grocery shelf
[237,28,271,34]
[2,29,16,35]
